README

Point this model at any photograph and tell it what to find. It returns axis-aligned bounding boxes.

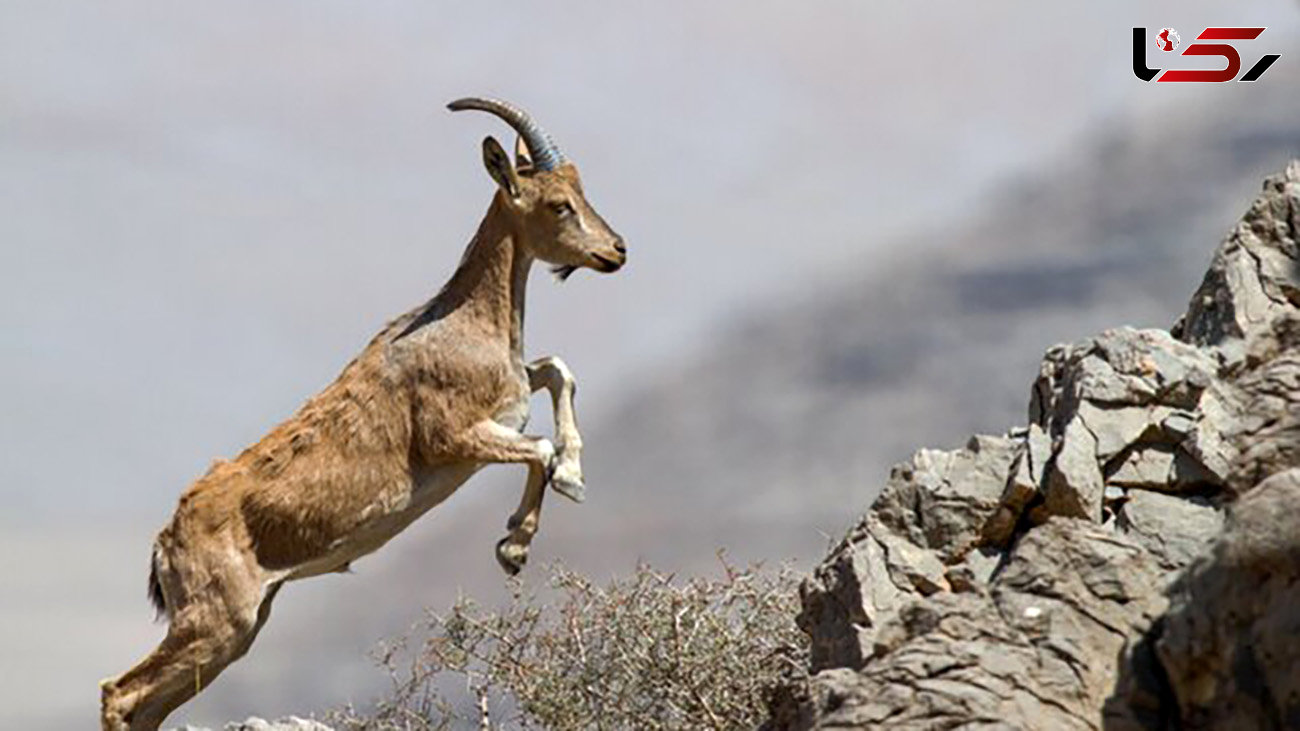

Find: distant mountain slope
[577,65,1300,567]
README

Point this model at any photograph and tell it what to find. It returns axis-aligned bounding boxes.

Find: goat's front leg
[496,462,547,575]
[528,356,585,503]
[454,420,557,474]
[451,420,557,575]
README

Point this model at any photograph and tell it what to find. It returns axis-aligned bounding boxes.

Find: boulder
[1154,470,1300,729]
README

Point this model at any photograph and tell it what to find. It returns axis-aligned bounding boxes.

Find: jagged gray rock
[1030,326,1221,524]
[1176,162,1300,352]
[1114,490,1221,572]
[797,435,1017,673]
[1154,469,1300,729]
[767,162,1300,730]
[1106,313,1300,730]
[1221,314,1300,493]
[787,521,1166,730]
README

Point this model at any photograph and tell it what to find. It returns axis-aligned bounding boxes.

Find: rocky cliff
[765,162,1300,730]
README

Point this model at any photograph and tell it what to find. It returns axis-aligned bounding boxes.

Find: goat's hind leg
[100,571,279,730]
[528,356,585,502]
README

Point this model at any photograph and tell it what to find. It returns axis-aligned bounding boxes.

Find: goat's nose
[613,238,627,254]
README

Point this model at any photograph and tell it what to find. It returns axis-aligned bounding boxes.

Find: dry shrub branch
[330,556,808,730]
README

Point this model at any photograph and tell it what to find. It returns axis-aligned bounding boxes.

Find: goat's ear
[482,136,520,199]
[514,135,534,174]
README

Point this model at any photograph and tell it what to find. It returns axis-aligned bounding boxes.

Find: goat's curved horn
[447,97,566,172]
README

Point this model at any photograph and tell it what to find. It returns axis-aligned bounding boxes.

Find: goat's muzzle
[591,247,625,273]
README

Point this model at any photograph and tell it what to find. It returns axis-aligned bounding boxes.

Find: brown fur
[100,134,625,729]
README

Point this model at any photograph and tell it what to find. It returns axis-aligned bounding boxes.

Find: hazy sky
[5,1,1297,519]
[3,2,1298,728]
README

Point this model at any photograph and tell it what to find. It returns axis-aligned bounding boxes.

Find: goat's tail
[147,543,167,622]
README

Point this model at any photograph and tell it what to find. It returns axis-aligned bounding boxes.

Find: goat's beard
[551,265,578,281]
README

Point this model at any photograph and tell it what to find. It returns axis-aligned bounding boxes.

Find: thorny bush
[329,556,808,730]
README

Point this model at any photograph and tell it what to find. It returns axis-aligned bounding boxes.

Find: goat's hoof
[99,679,129,731]
[550,456,585,502]
[551,474,586,503]
[495,537,527,576]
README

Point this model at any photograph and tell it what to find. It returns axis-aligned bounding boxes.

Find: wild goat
[100,97,626,731]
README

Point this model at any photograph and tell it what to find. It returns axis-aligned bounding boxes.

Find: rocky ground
[763,163,1300,729]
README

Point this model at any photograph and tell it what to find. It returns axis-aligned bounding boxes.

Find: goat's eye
[551,201,575,218]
